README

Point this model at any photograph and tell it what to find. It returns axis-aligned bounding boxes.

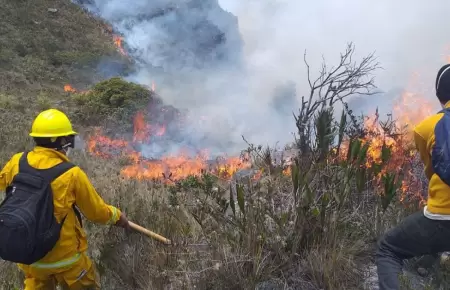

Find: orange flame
[63,84,91,95]
[133,111,150,143]
[64,84,76,93]
[132,111,166,143]
[88,110,256,183]
[113,35,127,56]
[333,69,435,207]
[282,166,291,176]
[393,72,433,137]
[89,138,254,182]
[120,153,252,182]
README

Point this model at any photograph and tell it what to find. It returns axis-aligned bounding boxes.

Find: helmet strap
[61,143,72,156]
[59,135,75,156]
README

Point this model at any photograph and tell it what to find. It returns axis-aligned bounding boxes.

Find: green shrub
[50,51,102,67]
[0,93,25,112]
[0,0,121,97]
[73,77,153,131]
[36,92,52,111]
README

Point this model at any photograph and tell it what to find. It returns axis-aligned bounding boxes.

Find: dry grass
[0,136,380,290]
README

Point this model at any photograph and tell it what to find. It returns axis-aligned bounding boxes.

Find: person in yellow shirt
[376,64,450,289]
[0,109,130,290]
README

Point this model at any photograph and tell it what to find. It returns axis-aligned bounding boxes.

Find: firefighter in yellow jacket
[0,109,130,289]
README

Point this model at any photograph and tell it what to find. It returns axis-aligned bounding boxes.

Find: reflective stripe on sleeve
[107,207,118,225]
[32,253,81,269]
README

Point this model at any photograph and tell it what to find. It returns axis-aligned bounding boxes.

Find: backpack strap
[18,151,39,175]
[18,151,83,227]
[439,108,450,114]
[18,151,75,182]
[72,205,83,228]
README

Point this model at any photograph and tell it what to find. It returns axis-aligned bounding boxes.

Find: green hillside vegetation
[0,0,121,94]
[1,1,450,290]
[0,0,128,161]
[73,77,153,132]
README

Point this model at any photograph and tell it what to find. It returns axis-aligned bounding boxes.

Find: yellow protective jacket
[0,147,121,269]
[414,101,450,215]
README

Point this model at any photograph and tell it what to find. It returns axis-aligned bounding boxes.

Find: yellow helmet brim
[29,130,78,138]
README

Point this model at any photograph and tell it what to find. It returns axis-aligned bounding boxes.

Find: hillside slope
[0,0,122,95]
[0,0,128,162]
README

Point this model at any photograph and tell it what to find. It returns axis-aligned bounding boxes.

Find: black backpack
[432,108,450,187]
[0,151,82,265]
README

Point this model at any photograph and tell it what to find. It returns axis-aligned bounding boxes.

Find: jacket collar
[443,101,450,109]
[32,146,70,162]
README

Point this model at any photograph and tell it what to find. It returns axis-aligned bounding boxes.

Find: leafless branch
[295,42,381,153]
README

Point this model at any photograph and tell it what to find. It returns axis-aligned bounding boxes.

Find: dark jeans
[376,211,450,290]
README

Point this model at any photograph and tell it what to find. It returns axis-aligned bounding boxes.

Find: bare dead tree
[294,42,381,155]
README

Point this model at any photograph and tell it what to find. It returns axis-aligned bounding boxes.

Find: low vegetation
[1,1,449,290]
[73,77,154,131]
[0,0,130,100]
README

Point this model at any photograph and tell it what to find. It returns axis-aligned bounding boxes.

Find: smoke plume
[75,0,450,156]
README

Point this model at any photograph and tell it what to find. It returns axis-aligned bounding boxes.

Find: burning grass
[86,123,257,183]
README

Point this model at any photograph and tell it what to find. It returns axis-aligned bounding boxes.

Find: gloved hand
[115,212,130,230]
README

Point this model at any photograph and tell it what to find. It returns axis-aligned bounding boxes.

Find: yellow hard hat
[29,109,78,138]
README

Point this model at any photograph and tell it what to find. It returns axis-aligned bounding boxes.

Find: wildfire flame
[133,111,166,143]
[336,72,435,207]
[88,132,254,182]
[393,72,434,137]
[87,107,255,182]
[64,84,76,93]
[63,84,91,95]
[113,35,127,56]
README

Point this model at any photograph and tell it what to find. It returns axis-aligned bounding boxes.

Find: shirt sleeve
[413,129,433,180]
[73,168,121,225]
[0,156,17,192]
[0,162,10,192]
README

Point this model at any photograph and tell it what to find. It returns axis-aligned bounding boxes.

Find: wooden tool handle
[129,221,172,245]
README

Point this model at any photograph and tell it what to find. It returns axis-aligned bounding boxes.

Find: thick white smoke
[76,0,450,157]
[219,0,450,114]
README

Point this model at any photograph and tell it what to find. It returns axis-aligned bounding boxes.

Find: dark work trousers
[376,211,450,290]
